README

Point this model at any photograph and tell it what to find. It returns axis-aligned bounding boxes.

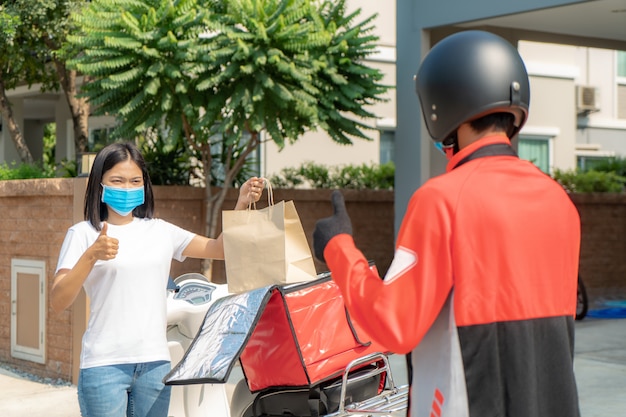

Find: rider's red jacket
[324,134,581,417]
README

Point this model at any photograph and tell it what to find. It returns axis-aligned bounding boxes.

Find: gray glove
[313,190,353,263]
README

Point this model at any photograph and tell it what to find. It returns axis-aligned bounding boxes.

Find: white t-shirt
[56,218,195,369]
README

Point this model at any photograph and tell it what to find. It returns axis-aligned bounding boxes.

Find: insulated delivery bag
[164,271,387,415]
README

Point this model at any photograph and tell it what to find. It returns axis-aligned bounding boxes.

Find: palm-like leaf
[68,0,212,145]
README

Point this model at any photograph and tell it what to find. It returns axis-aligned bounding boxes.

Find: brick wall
[0,179,394,382]
[0,179,75,379]
[152,185,206,280]
[570,193,626,305]
[3,181,620,382]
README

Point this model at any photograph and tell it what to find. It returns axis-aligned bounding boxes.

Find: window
[89,126,116,151]
[575,145,615,171]
[11,259,46,364]
[618,51,626,119]
[379,130,395,165]
[577,155,612,171]
[518,136,551,173]
[208,129,260,186]
[618,51,626,77]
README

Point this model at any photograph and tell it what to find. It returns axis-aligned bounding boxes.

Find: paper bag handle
[248,178,274,211]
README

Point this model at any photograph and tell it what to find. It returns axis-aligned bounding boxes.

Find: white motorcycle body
[166,273,233,417]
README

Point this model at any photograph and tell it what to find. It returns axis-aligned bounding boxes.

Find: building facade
[2,2,626,222]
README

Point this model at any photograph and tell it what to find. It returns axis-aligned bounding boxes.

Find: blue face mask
[433,142,455,160]
[101,184,145,216]
[434,135,458,160]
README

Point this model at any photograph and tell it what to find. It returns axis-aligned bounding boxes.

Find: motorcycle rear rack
[325,352,409,417]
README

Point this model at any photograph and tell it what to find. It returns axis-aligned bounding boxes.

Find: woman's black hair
[84,142,155,230]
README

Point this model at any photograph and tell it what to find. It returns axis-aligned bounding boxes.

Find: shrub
[139,135,192,186]
[552,169,626,193]
[269,161,395,190]
[0,162,55,180]
[582,156,626,177]
[335,162,395,190]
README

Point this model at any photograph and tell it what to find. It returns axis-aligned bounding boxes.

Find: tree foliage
[0,2,58,92]
[0,2,57,163]
[66,0,390,264]
[0,0,91,164]
[28,0,92,153]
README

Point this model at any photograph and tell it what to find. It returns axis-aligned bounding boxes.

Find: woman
[51,142,264,417]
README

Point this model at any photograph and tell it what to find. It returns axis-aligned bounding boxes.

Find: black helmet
[415,30,530,142]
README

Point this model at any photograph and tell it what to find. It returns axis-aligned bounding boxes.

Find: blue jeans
[78,361,171,417]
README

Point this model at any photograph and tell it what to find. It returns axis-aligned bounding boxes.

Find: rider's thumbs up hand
[313,190,353,263]
[91,222,119,261]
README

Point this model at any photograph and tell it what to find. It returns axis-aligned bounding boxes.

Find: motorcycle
[166,272,408,417]
[166,273,232,417]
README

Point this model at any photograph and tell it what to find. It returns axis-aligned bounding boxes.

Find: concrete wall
[525,76,578,171]
[576,46,626,155]
[518,41,578,172]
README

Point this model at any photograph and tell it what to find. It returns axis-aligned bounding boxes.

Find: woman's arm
[182,177,264,260]
[50,222,119,313]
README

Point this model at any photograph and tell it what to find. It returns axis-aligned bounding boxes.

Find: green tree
[0,3,51,163]
[67,0,389,275]
[1,1,92,165]
[27,0,92,153]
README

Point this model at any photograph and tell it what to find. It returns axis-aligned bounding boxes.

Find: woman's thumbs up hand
[91,222,119,261]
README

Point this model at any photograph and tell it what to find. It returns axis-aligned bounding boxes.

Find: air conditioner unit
[576,85,600,113]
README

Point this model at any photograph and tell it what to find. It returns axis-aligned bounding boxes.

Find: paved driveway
[1,318,624,417]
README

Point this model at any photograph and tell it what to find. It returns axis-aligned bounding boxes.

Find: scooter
[166,272,408,417]
[166,273,233,417]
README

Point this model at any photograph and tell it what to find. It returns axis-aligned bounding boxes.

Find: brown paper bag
[222,187,317,293]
